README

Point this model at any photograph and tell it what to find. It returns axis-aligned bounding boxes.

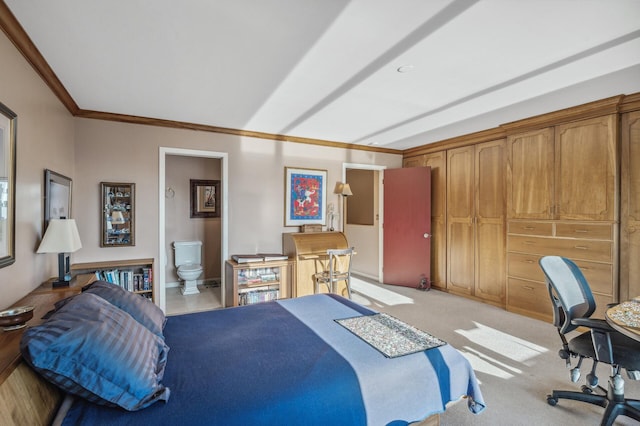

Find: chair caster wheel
[547,395,558,406]
[581,385,593,394]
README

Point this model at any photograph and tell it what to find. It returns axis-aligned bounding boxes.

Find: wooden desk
[605,297,640,342]
[283,232,348,297]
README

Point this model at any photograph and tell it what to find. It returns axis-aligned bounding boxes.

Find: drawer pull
[574,245,589,250]
[525,260,534,264]
[574,229,588,233]
[523,226,535,230]
[522,286,535,291]
[523,241,535,245]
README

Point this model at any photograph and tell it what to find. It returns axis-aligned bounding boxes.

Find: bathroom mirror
[100,182,135,247]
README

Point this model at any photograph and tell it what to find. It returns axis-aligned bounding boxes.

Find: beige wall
[0,31,76,308]
[73,118,402,259]
[72,118,401,299]
[346,169,375,225]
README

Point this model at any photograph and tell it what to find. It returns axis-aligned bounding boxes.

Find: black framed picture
[190,179,220,218]
[44,169,72,229]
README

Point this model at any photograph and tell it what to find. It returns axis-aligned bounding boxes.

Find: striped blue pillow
[20,292,170,411]
[83,280,166,337]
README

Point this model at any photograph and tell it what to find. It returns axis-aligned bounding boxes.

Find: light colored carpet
[349,276,640,426]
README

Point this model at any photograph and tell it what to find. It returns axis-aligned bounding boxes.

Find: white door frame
[342,163,386,282]
[158,148,229,312]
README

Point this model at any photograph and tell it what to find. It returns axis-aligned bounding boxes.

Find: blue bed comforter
[63,294,484,425]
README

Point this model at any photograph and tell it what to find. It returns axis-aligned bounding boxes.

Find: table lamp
[37,218,82,287]
[333,182,353,231]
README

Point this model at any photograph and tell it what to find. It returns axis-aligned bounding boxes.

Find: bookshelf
[70,258,154,302]
[224,259,292,307]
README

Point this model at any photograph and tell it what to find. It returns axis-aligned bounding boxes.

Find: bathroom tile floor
[165,284,223,316]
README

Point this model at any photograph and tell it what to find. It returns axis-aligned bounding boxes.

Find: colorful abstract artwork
[284,167,327,226]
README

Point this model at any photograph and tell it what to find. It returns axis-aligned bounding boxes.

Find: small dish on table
[0,306,35,331]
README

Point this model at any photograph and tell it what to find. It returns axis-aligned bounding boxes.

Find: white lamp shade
[37,219,83,253]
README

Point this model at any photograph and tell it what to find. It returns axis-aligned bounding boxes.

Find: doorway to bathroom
[158,148,229,314]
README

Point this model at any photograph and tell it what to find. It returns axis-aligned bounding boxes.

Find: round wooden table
[605,296,640,342]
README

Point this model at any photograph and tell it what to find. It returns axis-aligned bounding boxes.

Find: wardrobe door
[447,146,474,295]
[424,151,447,290]
[506,128,554,219]
[621,110,640,300]
[555,115,617,221]
[475,140,506,304]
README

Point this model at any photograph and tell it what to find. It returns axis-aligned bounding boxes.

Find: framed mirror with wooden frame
[0,102,16,268]
[100,182,135,247]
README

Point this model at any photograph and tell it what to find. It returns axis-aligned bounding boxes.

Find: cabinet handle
[523,241,535,245]
[574,245,589,250]
[523,226,535,230]
[574,229,588,233]
[523,286,535,291]
[525,260,534,264]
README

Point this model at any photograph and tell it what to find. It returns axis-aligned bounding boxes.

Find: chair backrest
[326,247,354,278]
[539,256,596,334]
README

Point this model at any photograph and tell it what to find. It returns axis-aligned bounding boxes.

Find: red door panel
[383,167,431,287]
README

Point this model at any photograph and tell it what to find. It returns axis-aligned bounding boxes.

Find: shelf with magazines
[70,258,154,302]
[224,258,292,307]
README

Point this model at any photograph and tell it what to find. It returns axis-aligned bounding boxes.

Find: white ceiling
[6,0,640,150]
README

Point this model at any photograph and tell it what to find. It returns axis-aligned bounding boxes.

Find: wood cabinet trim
[403,93,638,159]
[620,93,640,113]
[500,95,623,134]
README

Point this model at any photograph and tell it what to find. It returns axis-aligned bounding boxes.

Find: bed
[15,282,484,425]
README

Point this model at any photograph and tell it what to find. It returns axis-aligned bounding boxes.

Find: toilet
[173,241,203,295]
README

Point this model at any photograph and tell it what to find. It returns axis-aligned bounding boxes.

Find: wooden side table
[33,276,84,295]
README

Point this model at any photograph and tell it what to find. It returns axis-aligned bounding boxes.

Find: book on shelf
[238,288,279,305]
[231,254,265,263]
[257,253,289,261]
[93,268,151,293]
[142,267,152,291]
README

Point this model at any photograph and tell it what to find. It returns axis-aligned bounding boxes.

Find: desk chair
[539,256,640,426]
[313,247,354,299]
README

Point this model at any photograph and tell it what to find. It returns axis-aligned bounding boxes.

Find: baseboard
[167,278,220,289]
[352,271,380,282]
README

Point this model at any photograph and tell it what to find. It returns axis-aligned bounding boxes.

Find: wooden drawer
[507,235,612,262]
[508,221,553,236]
[573,260,613,296]
[508,254,613,294]
[507,253,545,282]
[555,223,612,240]
[507,278,553,319]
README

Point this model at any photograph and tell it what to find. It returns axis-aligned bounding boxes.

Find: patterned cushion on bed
[20,292,170,411]
[83,280,166,337]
